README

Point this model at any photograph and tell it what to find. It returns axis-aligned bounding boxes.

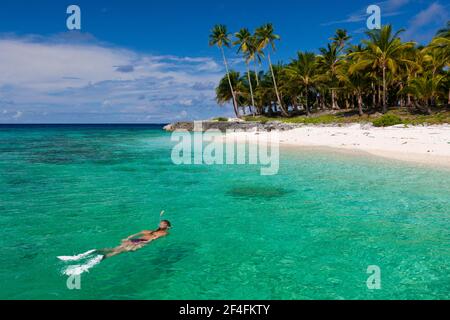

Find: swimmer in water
[58,219,172,276]
[98,220,172,259]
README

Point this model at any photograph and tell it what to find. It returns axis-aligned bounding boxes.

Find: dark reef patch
[227,186,293,199]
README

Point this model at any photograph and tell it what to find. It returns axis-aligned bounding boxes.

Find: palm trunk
[220,46,239,118]
[371,82,376,109]
[254,62,260,86]
[377,84,380,107]
[382,65,387,113]
[448,88,450,106]
[407,94,413,112]
[331,90,335,109]
[267,52,289,117]
[331,89,340,110]
[305,86,310,116]
[358,93,363,116]
[246,63,256,115]
[427,98,432,115]
[399,83,404,108]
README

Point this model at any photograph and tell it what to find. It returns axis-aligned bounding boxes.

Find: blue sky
[0,0,448,123]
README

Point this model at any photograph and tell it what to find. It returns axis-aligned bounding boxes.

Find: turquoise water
[0,124,449,300]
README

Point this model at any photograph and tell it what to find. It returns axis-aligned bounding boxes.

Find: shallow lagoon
[0,125,448,299]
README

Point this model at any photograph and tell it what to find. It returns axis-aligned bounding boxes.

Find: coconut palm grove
[210,22,450,123]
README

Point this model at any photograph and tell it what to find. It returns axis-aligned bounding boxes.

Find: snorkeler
[99,220,172,258]
[58,220,172,275]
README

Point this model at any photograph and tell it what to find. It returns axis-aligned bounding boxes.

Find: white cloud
[403,2,449,41]
[179,99,193,106]
[0,35,233,123]
[0,39,133,91]
[321,0,410,26]
[383,0,410,11]
[12,111,23,119]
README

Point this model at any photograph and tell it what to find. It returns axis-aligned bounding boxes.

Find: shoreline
[165,121,450,168]
[227,124,450,169]
[279,144,450,169]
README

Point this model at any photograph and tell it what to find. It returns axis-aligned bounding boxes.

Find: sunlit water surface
[0,125,448,299]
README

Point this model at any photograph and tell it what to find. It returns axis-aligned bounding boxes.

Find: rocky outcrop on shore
[163,121,304,132]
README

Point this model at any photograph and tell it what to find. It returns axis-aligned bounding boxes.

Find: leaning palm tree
[209,24,239,118]
[350,25,415,113]
[234,28,257,113]
[255,23,289,116]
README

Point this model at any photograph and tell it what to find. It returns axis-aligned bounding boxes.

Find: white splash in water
[63,255,104,276]
[57,249,97,262]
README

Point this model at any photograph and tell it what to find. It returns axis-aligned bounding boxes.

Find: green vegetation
[212,117,229,122]
[372,114,403,127]
[211,22,450,121]
[243,109,450,126]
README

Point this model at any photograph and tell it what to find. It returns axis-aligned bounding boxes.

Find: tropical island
[165,22,450,167]
[208,22,449,124]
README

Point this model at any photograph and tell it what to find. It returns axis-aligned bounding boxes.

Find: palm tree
[436,21,450,38]
[423,45,449,76]
[445,71,450,105]
[255,23,289,116]
[286,51,318,116]
[234,28,257,114]
[212,22,449,118]
[403,73,446,114]
[331,29,351,49]
[350,25,415,113]
[255,70,279,115]
[248,35,264,86]
[216,71,241,109]
[239,71,259,115]
[317,43,342,109]
[209,24,240,118]
[337,58,369,116]
[426,26,450,105]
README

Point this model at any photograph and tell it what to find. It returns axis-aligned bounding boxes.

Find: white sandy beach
[227,124,450,168]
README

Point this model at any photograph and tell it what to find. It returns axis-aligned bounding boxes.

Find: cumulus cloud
[0,34,232,123]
